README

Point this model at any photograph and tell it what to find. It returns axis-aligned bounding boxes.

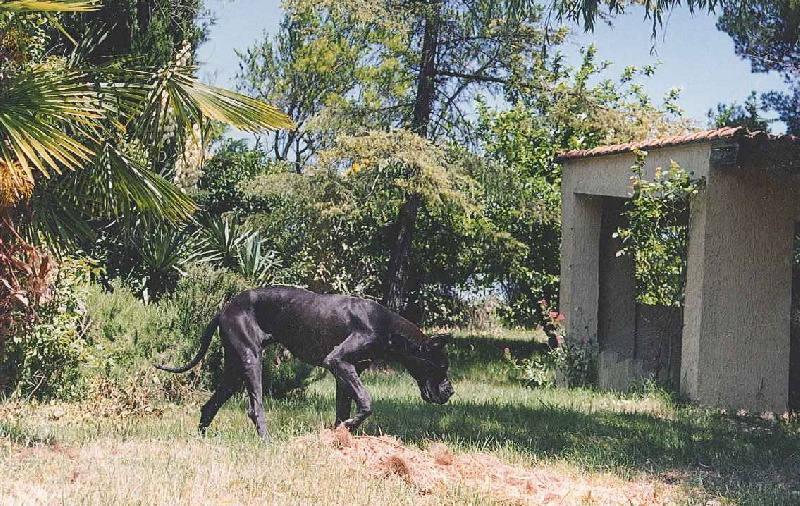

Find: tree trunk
[383,193,422,313]
[382,0,440,319]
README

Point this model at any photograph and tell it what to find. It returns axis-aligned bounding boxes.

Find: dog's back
[225,286,420,366]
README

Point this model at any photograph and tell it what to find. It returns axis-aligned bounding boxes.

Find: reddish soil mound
[311,427,682,505]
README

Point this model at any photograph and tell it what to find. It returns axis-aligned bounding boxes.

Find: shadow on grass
[231,335,798,503]
[355,394,800,503]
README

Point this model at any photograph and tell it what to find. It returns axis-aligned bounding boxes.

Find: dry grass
[0,409,692,506]
[314,429,685,505]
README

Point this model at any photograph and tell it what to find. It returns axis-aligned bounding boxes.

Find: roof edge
[555,127,797,162]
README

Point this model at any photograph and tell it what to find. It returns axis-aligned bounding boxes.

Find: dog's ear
[428,333,452,350]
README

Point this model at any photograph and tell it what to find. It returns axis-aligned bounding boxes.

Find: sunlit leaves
[616,151,704,306]
[0,0,99,12]
[320,130,478,211]
[0,66,101,178]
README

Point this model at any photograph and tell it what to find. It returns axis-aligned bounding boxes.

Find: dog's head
[410,333,455,405]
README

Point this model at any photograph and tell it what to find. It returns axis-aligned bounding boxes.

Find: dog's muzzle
[419,378,455,404]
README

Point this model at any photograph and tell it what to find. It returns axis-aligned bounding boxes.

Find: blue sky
[197,1,790,132]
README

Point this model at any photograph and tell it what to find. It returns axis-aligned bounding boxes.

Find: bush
[504,304,597,389]
[3,259,92,400]
[85,279,178,378]
[505,340,597,389]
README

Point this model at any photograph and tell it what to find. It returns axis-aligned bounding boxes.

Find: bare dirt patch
[309,427,684,505]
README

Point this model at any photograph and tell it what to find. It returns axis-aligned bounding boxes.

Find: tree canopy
[716,1,800,133]
[552,0,729,33]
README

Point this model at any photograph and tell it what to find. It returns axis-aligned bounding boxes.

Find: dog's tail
[154,314,220,373]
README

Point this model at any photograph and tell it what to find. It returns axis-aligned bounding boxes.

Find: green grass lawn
[1,331,799,505]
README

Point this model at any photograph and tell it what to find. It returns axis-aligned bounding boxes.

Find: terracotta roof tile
[555,127,796,162]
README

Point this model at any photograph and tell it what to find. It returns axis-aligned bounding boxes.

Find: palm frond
[26,179,96,248]
[71,142,197,222]
[0,0,100,12]
[0,67,103,178]
[176,79,296,132]
[132,52,294,149]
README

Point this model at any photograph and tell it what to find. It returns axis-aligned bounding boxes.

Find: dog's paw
[336,419,356,431]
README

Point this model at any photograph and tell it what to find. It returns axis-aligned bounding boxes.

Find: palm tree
[0,0,293,330]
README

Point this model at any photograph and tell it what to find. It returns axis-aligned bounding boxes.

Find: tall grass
[1,331,799,505]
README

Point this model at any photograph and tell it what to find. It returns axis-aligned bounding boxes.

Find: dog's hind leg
[221,312,270,442]
[334,378,352,427]
[333,362,370,427]
[199,343,241,435]
[242,353,268,442]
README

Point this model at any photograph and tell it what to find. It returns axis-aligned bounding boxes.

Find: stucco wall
[560,190,603,343]
[681,167,795,412]
[563,143,712,198]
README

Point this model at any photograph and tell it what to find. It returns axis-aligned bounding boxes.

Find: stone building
[557,127,800,413]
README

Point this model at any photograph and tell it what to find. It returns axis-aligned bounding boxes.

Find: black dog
[155,286,454,441]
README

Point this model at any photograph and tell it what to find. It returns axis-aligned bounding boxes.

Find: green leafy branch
[615,149,704,306]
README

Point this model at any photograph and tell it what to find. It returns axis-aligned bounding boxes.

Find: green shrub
[4,259,92,400]
[84,279,178,381]
[505,339,597,389]
[504,304,597,389]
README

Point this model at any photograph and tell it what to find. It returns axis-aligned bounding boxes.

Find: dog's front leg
[324,337,373,430]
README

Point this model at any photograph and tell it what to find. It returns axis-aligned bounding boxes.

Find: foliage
[716,1,800,134]
[2,257,93,400]
[615,150,704,306]
[235,6,371,168]
[84,278,172,371]
[319,130,476,210]
[256,0,555,147]
[53,0,207,67]
[552,0,728,34]
[504,302,596,389]
[0,240,53,347]
[506,340,597,389]
[196,138,275,215]
[194,216,282,286]
[707,91,769,131]
[235,231,282,286]
[0,0,294,368]
[241,151,390,296]
[116,215,199,300]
